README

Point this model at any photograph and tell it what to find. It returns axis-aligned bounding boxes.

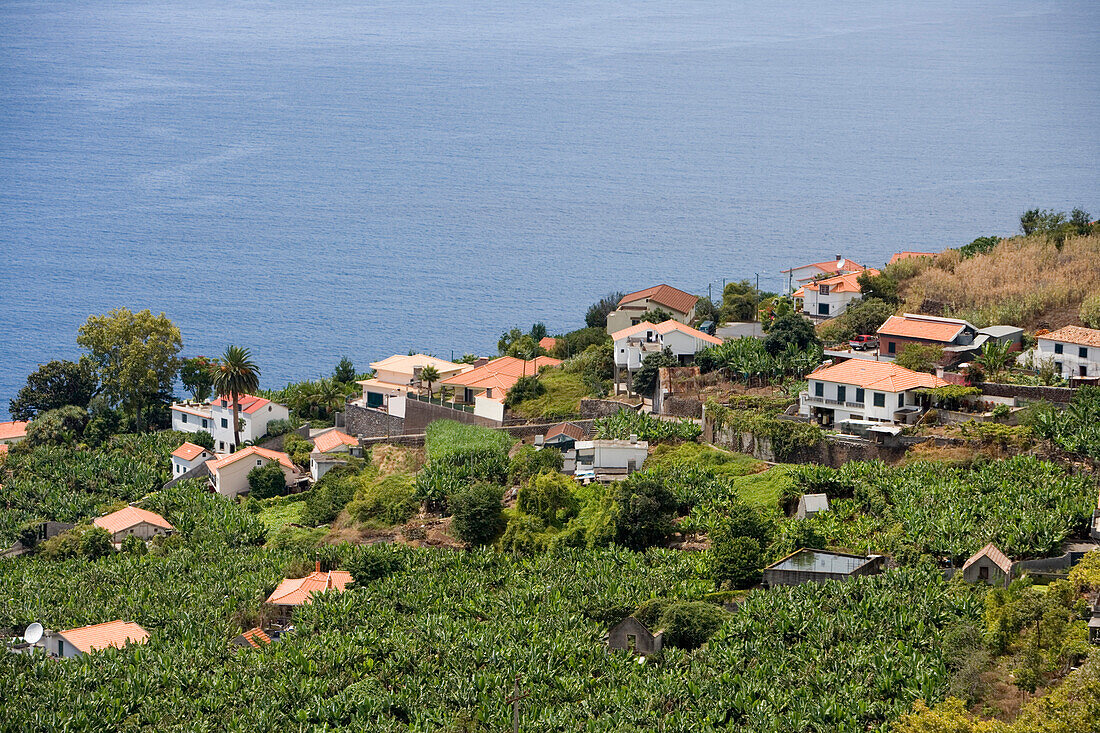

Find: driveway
[716,321,764,340]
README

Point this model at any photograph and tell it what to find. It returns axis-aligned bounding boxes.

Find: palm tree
[419,365,441,398]
[210,346,260,451]
[974,340,1012,381]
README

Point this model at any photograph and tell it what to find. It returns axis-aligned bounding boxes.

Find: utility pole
[754,273,760,322]
[708,283,711,302]
[505,675,529,733]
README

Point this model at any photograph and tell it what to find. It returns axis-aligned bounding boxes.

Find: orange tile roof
[876,314,973,343]
[610,319,723,345]
[0,421,29,441]
[801,269,878,294]
[210,393,272,415]
[538,336,558,351]
[171,442,209,461]
[266,564,353,607]
[1039,325,1100,348]
[808,359,948,392]
[545,422,585,442]
[369,353,470,374]
[888,251,937,266]
[618,284,699,315]
[781,258,865,275]
[237,627,272,648]
[209,445,296,472]
[57,620,149,654]
[439,356,561,390]
[93,506,174,535]
[313,430,359,454]
[962,543,1013,574]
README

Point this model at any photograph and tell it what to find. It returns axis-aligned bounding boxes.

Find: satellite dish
[23,623,43,645]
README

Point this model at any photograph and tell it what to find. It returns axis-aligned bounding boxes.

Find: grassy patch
[646,442,765,478]
[513,369,590,419]
[256,499,306,532]
[730,466,792,507]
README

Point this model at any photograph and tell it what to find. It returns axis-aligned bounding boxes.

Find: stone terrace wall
[345,402,408,439]
[980,383,1078,404]
[579,399,638,418]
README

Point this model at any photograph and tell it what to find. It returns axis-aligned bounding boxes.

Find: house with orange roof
[1035,325,1100,380]
[171,393,289,453]
[232,627,273,649]
[93,506,174,544]
[605,285,699,335]
[800,359,948,425]
[538,336,558,353]
[170,441,214,477]
[610,320,722,395]
[793,269,878,320]
[0,420,29,447]
[266,561,353,622]
[876,313,980,359]
[205,445,299,499]
[439,355,562,422]
[43,620,149,659]
[354,354,472,412]
[780,256,866,294]
[887,251,937,266]
[309,428,362,481]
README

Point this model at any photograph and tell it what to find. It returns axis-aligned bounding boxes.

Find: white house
[206,446,298,499]
[793,269,876,319]
[171,394,289,453]
[611,320,722,394]
[780,256,865,294]
[800,359,947,425]
[170,442,214,477]
[574,437,649,479]
[605,285,699,335]
[93,506,174,544]
[1036,326,1100,380]
[42,620,149,659]
[309,429,361,482]
[354,354,472,411]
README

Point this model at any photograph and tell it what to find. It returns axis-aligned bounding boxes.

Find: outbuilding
[763,548,884,588]
[607,616,664,656]
[93,506,174,544]
[43,620,149,659]
[795,493,829,519]
[960,543,1013,587]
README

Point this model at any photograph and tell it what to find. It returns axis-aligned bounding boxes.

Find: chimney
[315,560,321,573]
[629,434,638,445]
[836,254,842,261]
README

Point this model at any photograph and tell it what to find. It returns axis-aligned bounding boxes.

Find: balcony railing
[407,392,474,413]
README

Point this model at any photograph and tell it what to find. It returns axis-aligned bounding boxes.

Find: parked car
[849,335,878,351]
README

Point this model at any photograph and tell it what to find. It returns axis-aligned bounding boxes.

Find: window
[978,566,989,581]
[220,418,228,429]
[873,393,885,408]
[887,341,896,354]
[182,413,188,423]
[819,284,830,296]
[837,385,846,402]
[1080,347,1088,359]
[814,382,824,397]
[202,419,208,428]
[256,460,262,466]
[818,303,829,315]
[1055,361,1063,375]
[898,394,905,407]
[1054,343,1063,354]
[855,388,864,404]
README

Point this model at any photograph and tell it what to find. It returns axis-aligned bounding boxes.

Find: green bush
[592,408,701,443]
[282,433,312,468]
[500,514,550,554]
[511,370,590,419]
[709,531,762,590]
[299,465,365,526]
[507,444,564,485]
[347,544,406,586]
[347,474,418,527]
[517,471,578,528]
[659,600,728,649]
[23,405,89,448]
[612,472,677,551]
[265,418,295,437]
[504,375,546,409]
[448,482,506,546]
[247,462,290,500]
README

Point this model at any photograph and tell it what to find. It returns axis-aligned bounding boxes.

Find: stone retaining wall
[980,382,1078,404]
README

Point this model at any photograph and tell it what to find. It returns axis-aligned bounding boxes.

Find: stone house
[607,616,664,656]
[960,543,1013,587]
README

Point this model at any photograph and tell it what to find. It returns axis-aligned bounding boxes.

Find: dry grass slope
[896,232,1100,330]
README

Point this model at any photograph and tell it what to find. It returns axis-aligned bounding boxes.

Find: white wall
[171,408,212,434]
[171,451,210,477]
[43,632,82,659]
[1036,338,1099,378]
[212,456,295,499]
[106,521,170,544]
[802,378,911,422]
[803,289,861,318]
[474,396,505,423]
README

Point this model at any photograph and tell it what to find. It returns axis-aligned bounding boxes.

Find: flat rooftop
[767,549,875,575]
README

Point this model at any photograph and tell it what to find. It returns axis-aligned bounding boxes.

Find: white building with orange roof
[0,420,29,447]
[266,561,353,622]
[171,393,289,452]
[800,359,948,425]
[93,506,174,544]
[605,284,699,334]
[170,441,214,477]
[205,445,298,499]
[1035,325,1100,380]
[43,620,149,659]
[793,269,878,319]
[438,355,562,422]
[611,320,722,394]
[309,428,362,481]
[781,255,866,294]
[354,353,471,412]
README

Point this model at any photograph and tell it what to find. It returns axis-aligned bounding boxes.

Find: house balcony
[801,393,864,410]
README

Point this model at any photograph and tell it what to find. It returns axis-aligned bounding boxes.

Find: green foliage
[415,422,512,508]
[973,340,1012,380]
[507,444,564,485]
[817,298,896,344]
[120,533,147,556]
[658,600,728,649]
[259,376,356,426]
[857,271,899,304]
[247,462,289,500]
[9,358,97,421]
[333,356,357,384]
[705,401,823,462]
[721,280,757,322]
[347,474,418,527]
[504,374,547,408]
[1030,385,1100,459]
[265,418,295,437]
[1020,207,1067,237]
[346,543,406,586]
[143,479,268,547]
[498,327,548,359]
[298,465,365,526]
[639,307,674,324]
[448,482,506,546]
[1068,549,1100,593]
[517,472,578,528]
[511,370,591,418]
[894,343,944,373]
[631,347,679,396]
[959,235,1001,259]
[764,314,820,356]
[1079,293,1100,328]
[80,525,115,559]
[709,526,762,590]
[552,327,611,360]
[179,356,215,402]
[23,405,88,448]
[611,472,678,550]
[585,292,624,328]
[77,308,182,431]
[645,442,763,478]
[211,345,261,447]
[695,335,822,383]
[282,432,312,467]
[39,525,116,561]
[592,408,701,443]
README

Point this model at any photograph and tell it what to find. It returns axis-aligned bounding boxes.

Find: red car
[849,335,879,351]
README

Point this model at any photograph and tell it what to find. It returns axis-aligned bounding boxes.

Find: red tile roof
[618,285,699,315]
[210,394,272,415]
[876,313,973,343]
[1039,325,1100,348]
[0,421,29,441]
[800,269,878,294]
[313,430,358,454]
[610,319,723,345]
[808,359,948,392]
[439,356,562,401]
[57,620,149,654]
[266,563,353,607]
[171,442,209,461]
[888,251,937,266]
[93,506,174,535]
[962,543,1013,574]
[545,422,585,442]
[781,258,866,276]
[538,336,558,351]
[237,627,272,648]
[209,446,296,472]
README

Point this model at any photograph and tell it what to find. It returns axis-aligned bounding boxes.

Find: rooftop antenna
[23,622,43,645]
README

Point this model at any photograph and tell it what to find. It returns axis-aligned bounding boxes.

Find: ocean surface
[1,0,1098,415]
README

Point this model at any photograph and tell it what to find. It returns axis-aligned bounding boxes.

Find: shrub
[658,600,727,649]
[282,433,312,467]
[1068,550,1100,593]
[120,534,147,555]
[895,343,944,374]
[448,482,506,546]
[188,430,215,451]
[23,406,88,448]
[517,471,578,528]
[611,472,677,551]
[507,445,563,485]
[347,544,405,587]
[764,315,819,356]
[1081,293,1100,329]
[504,375,546,409]
[265,419,295,437]
[500,514,550,554]
[299,465,363,526]
[709,531,762,590]
[347,474,418,527]
[511,370,590,419]
[633,598,670,630]
[247,462,289,499]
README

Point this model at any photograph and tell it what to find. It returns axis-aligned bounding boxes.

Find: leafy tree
[959,235,1000,259]
[418,365,440,396]
[1020,208,1066,236]
[973,340,1012,381]
[9,359,96,420]
[333,356,356,384]
[189,430,215,451]
[819,298,895,343]
[347,474,419,527]
[693,296,721,325]
[23,405,88,448]
[585,292,624,328]
[1079,294,1100,329]
[282,433,313,467]
[631,347,679,397]
[529,322,548,341]
[895,343,944,374]
[82,397,123,447]
[722,280,757,322]
[448,482,506,546]
[121,534,147,555]
[763,314,819,355]
[639,307,674,324]
[612,472,677,550]
[658,601,727,649]
[504,375,546,408]
[1070,207,1093,235]
[76,308,182,432]
[211,346,261,449]
[857,271,899,304]
[551,327,610,359]
[247,462,289,499]
[517,471,578,528]
[179,356,215,402]
[758,296,793,332]
[709,530,763,590]
[508,445,564,485]
[347,544,405,587]
[80,526,114,560]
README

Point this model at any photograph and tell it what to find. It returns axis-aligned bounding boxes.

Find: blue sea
[1,0,1098,415]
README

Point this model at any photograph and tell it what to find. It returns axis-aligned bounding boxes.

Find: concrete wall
[979,382,1079,404]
